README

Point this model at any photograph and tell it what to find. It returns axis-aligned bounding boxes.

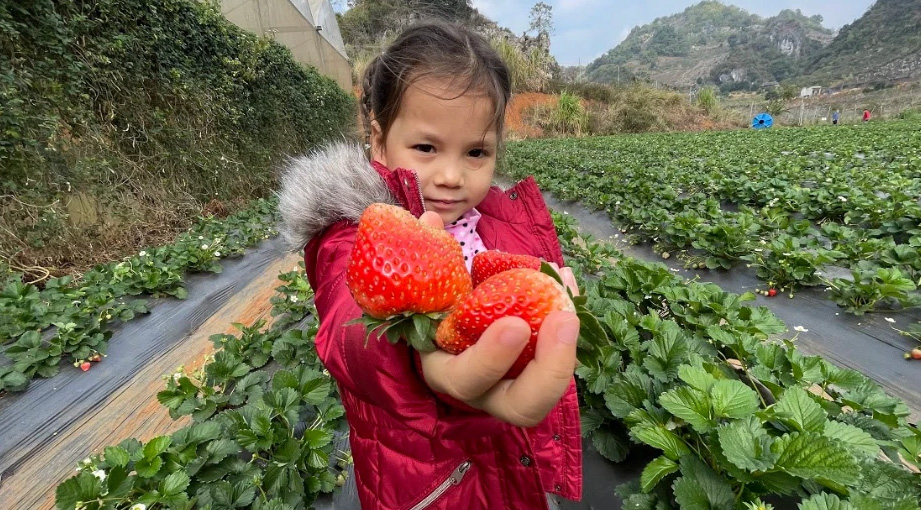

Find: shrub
[0,0,355,277]
[697,86,720,115]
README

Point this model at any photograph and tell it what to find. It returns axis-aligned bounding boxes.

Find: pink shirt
[445,208,488,271]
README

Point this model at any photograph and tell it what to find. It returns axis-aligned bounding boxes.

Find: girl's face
[370,76,499,225]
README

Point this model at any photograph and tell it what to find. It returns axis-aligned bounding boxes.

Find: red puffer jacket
[279,143,582,510]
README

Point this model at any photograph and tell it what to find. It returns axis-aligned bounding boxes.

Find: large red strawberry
[471,251,541,287]
[436,268,575,378]
[346,203,471,350]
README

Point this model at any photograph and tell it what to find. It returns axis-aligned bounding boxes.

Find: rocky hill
[585,1,834,90]
[806,0,921,86]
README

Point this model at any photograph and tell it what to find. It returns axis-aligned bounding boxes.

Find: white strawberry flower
[92,469,106,481]
[289,295,298,303]
[131,504,147,510]
[139,251,147,257]
[793,326,809,333]
[198,236,204,240]
[214,251,221,257]
[201,244,209,250]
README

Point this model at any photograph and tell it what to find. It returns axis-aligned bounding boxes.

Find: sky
[467,0,877,66]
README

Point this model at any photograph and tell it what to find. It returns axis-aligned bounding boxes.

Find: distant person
[863,109,871,122]
[832,110,840,125]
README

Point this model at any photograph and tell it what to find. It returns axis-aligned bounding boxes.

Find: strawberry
[436,268,575,378]
[911,348,921,360]
[471,251,541,287]
[346,203,471,350]
[767,288,778,297]
[80,361,91,372]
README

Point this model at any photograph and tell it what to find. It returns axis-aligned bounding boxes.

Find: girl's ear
[369,119,387,166]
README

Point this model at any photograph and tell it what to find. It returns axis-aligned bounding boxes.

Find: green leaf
[300,377,332,406]
[659,386,714,433]
[640,456,678,493]
[302,428,333,449]
[577,307,609,350]
[822,420,880,457]
[134,456,163,478]
[55,472,104,510]
[211,480,234,505]
[672,456,734,510]
[716,416,777,472]
[540,261,564,285]
[604,367,654,418]
[189,421,222,444]
[797,493,855,510]
[592,428,629,463]
[774,386,827,433]
[205,439,240,463]
[773,432,860,485]
[710,379,760,419]
[143,435,172,458]
[678,364,718,393]
[632,425,691,460]
[162,470,190,496]
[103,446,131,468]
[643,322,688,382]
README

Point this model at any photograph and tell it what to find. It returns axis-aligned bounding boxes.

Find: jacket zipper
[409,460,472,510]
[409,170,426,213]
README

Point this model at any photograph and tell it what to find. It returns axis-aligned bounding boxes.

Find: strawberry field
[2,122,921,509]
[505,121,921,323]
[15,209,918,510]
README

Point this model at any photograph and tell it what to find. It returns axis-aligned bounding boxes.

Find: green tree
[779,83,799,101]
[527,2,553,51]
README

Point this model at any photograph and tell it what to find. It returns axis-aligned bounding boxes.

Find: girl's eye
[414,144,434,153]
[468,149,486,158]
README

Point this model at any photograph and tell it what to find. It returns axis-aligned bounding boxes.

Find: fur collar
[278,142,396,251]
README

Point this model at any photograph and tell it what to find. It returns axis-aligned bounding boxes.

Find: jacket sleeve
[305,221,504,439]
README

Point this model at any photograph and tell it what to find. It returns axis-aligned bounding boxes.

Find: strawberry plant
[742,234,845,293]
[0,198,280,394]
[56,265,346,510]
[826,264,920,315]
[554,212,921,508]
[505,122,921,316]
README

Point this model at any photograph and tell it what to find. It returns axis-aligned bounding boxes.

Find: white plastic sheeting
[221,0,352,89]
[309,0,347,58]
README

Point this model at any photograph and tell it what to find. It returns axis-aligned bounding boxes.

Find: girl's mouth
[427,199,462,210]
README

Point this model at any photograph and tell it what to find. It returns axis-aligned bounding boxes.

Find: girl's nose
[434,158,464,187]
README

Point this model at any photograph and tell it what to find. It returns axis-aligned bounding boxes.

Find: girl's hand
[417,211,580,427]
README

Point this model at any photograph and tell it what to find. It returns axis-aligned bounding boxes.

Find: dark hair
[360,21,511,146]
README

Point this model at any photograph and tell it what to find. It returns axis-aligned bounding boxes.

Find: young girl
[280,21,582,510]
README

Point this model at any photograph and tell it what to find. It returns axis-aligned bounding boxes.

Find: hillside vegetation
[587,0,921,90]
[807,0,921,85]
[0,0,354,279]
[586,1,833,91]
